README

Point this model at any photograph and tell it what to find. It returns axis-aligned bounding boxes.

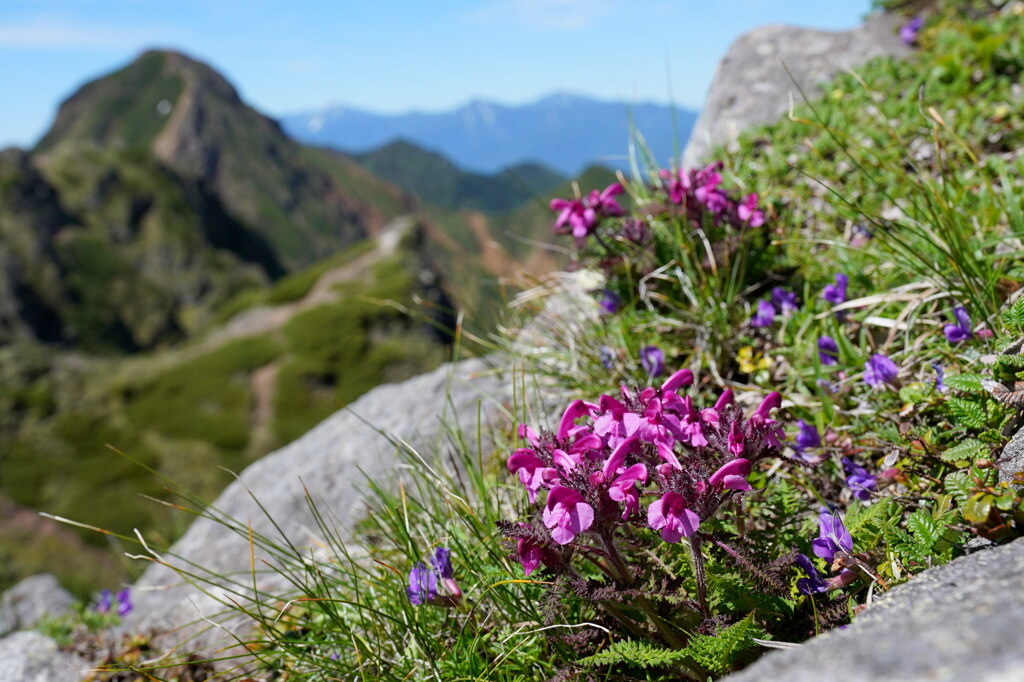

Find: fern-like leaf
[942,373,984,392]
[940,438,988,464]
[683,615,765,675]
[579,639,688,670]
[947,397,988,430]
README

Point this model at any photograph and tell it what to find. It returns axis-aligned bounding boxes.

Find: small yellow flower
[830,89,845,101]
[737,346,771,374]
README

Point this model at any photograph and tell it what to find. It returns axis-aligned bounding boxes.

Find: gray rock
[681,13,909,168]
[723,537,1024,682]
[0,574,75,637]
[0,631,88,682]
[124,355,509,657]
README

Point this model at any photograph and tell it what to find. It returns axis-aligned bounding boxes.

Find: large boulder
[0,631,88,682]
[0,574,75,637]
[682,13,909,168]
[723,536,1024,682]
[123,355,506,652]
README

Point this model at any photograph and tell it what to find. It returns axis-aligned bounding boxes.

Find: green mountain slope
[351,139,565,211]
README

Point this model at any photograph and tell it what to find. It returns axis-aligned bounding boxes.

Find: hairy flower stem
[689,534,710,619]
[600,532,687,650]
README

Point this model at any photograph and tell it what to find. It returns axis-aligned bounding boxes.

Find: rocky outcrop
[0,631,88,682]
[123,355,507,655]
[723,536,1024,682]
[0,574,75,637]
[682,13,910,168]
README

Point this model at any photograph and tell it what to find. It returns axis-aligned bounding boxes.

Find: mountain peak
[36,50,242,157]
[34,49,409,271]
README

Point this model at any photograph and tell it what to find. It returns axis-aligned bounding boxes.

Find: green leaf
[906,509,942,549]
[944,471,973,506]
[579,639,688,670]
[947,397,988,430]
[940,438,988,464]
[962,493,994,524]
[899,382,932,403]
[942,373,984,392]
[684,615,765,675]
[994,354,1024,369]
[1001,296,1024,331]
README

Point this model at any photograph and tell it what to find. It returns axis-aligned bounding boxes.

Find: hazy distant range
[282,93,698,176]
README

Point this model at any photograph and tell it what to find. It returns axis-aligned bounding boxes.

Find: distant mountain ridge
[282,93,697,176]
[350,140,566,212]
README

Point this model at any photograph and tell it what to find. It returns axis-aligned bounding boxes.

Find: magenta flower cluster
[549,183,625,239]
[659,161,765,227]
[504,369,787,577]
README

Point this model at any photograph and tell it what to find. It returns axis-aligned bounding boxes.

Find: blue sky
[1,0,872,148]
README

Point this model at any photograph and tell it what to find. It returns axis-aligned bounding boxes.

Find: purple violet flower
[943,306,973,344]
[598,289,621,315]
[863,353,899,388]
[811,511,853,564]
[431,547,453,579]
[821,273,848,305]
[751,299,776,328]
[794,553,829,595]
[406,562,438,605]
[842,457,877,501]
[822,273,849,321]
[95,589,112,614]
[817,336,840,366]
[900,15,923,45]
[932,363,948,393]
[771,287,799,315]
[116,588,132,617]
[795,420,821,452]
[640,346,665,379]
[599,345,615,370]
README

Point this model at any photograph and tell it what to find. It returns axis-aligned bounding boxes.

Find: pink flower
[543,487,595,545]
[708,458,752,491]
[608,463,648,519]
[728,420,745,456]
[507,450,556,503]
[557,399,595,441]
[738,193,765,227]
[588,183,625,218]
[713,388,734,411]
[517,536,545,577]
[660,368,694,393]
[648,491,700,542]
[549,197,597,238]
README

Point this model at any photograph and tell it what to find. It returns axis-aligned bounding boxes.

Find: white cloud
[0,13,176,48]
[463,0,614,32]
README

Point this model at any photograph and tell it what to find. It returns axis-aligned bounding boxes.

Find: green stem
[601,532,687,649]
[689,534,710,619]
